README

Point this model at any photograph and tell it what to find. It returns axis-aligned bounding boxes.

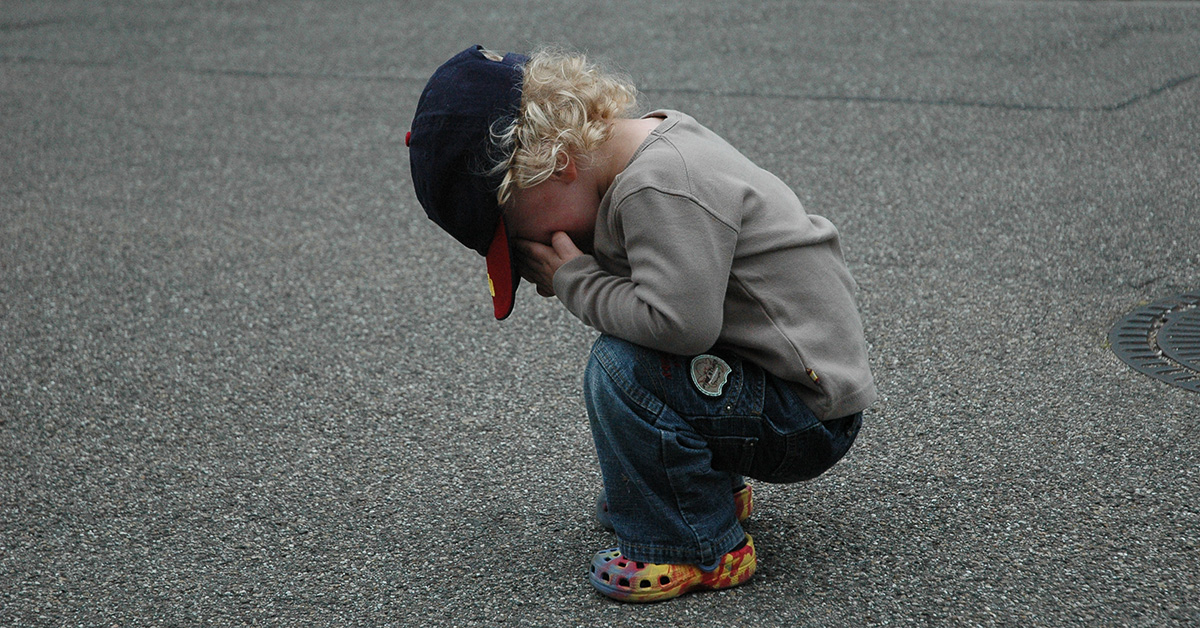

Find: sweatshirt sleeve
[553,188,738,356]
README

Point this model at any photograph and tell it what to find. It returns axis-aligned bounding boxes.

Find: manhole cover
[1109,292,1200,393]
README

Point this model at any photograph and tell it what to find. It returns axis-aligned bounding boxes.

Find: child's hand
[513,232,583,298]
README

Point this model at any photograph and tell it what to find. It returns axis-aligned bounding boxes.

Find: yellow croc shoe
[588,535,756,603]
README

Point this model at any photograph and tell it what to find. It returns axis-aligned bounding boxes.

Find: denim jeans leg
[584,335,747,567]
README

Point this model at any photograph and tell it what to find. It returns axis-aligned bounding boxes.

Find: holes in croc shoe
[635,562,645,569]
[660,575,671,585]
[618,577,630,587]
[617,561,627,568]
[601,572,610,582]
[640,579,651,589]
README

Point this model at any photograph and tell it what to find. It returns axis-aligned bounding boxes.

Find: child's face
[503,175,599,253]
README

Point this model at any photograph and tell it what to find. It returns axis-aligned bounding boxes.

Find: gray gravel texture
[2,1,1199,626]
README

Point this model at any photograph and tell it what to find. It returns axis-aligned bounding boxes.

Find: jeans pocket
[757,413,861,483]
[706,435,758,475]
[764,427,836,483]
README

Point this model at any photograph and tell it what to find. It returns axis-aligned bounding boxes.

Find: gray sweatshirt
[553,110,876,420]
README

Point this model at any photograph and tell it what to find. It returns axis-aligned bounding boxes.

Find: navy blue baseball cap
[407,45,529,320]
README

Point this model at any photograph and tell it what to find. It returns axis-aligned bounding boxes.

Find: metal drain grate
[1159,306,1200,372]
[1109,292,1200,393]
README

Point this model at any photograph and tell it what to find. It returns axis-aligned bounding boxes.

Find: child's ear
[553,156,578,183]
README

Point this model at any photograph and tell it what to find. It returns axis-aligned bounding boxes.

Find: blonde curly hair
[489,49,638,207]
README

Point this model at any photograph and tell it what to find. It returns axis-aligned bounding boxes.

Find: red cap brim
[485,218,518,320]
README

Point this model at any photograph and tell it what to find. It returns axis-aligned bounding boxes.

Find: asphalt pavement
[2,1,1199,626]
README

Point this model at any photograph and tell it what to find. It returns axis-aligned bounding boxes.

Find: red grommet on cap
[405,131,412,147]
